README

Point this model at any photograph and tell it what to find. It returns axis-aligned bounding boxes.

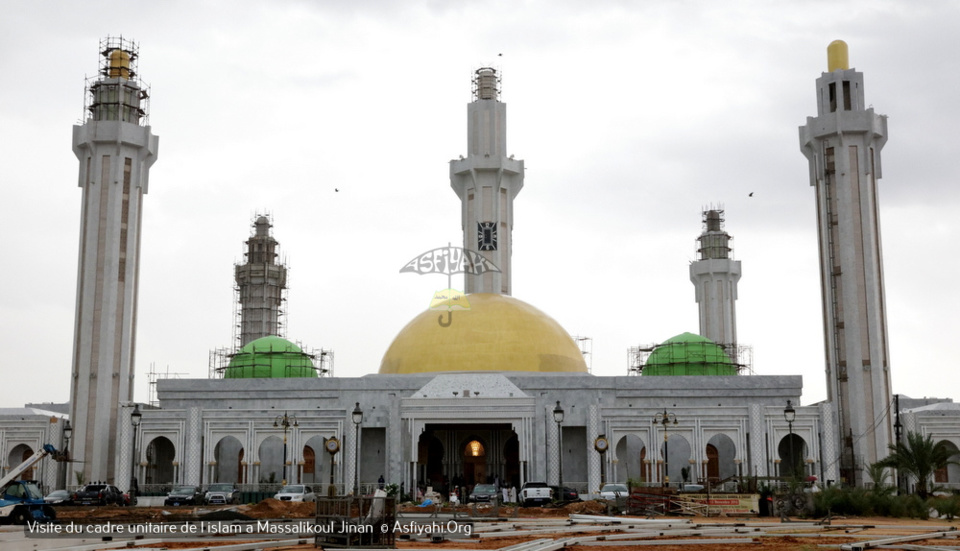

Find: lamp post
[653,409,677,487]
[784,400,796,478]
[130,405,141,502]
[61,420,72,490]
[893,393,903,495]
[553,401,564,487]
[352,403,363,496]
[273,411,298,485]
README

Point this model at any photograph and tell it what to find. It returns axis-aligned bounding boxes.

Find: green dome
[224,336,318,379]
[641,332,738,376]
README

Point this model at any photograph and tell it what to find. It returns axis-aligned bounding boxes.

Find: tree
[881,432,958,499]
[866,461,893,496]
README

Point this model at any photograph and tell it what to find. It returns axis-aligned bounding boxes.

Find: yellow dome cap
[379,294,588,374]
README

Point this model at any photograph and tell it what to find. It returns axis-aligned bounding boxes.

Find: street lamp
[653,409,677,487]
[273,411,298,485]
[61,420,72,489]
[553,401,564,487]
[352,403,363,496]
[784,400,796,478]
[130,404,141,502]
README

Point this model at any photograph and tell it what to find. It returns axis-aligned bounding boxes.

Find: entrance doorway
[416,423,519,494]
[463,440,486,485]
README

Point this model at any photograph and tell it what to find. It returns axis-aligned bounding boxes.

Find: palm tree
[881,432,957,499]
[866,461,894,496]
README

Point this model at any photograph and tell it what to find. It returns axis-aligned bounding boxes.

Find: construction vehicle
[0,444,61,524]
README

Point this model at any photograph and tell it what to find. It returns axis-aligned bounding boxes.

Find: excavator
[0,444,64,524]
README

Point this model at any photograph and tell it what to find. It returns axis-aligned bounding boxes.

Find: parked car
[519,481,552,506]
[598,483,629,501]
[204,483,241,505]
[468,483,499,503]
[274,484,316,502]
[44,489,74,506]
[164,485,203,506]
[550,485,580,502]
[74,484,125,506]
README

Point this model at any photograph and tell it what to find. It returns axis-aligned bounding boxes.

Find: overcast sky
[2,1,959,410]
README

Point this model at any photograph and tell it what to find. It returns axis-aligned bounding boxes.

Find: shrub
[812,486,932,519]
[929,495,960,520]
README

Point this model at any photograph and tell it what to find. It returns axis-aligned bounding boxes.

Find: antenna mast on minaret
[800,40,893,487]
[450,67,524,294]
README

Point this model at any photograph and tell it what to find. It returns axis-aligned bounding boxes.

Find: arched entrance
[416,424,520,495]
[705,433,738,484]
[934,440,960,484]
[303,446,315,483]
[214,436,244,483]
[659,435,691,486]
[145,436,175,485]
[778,433,806,478]
[258,436,284,484]
[462,438,487,486]
[7,444,34,481]
[614,435,646,483]
[301,435,335,489]
[417,433,444,492]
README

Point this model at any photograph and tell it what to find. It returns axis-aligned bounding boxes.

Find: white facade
[0,410,68,491]
[68,39,159,484]
[800,41,892,485]
[119,372,826,497]
[450,68,524,295]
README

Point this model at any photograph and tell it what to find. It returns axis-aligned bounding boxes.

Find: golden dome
[379,293,588,374]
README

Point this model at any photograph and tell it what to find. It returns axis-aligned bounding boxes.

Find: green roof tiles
[224,336,318,379]
[642,332,738,376]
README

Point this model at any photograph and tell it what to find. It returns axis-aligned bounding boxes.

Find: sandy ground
[48,499,960,550]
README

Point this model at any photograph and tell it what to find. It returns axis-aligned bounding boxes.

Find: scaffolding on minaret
[234,213,288,348]
[690,206,742,352]
[208,214,333,379]
[696,208,733,261]
[82,36,151,126]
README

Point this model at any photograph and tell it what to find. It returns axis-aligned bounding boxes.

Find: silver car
[598,483,629,500]
[204,483,240,505]
[274,484,316,502]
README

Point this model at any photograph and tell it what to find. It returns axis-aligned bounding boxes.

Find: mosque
[2,38,959,498]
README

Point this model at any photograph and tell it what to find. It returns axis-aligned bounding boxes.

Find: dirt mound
[55,505,167,523]
[564,500,606,515]
[237,498,315,519]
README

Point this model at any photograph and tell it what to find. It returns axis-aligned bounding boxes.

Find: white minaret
[235,215,288,346]
[800,40,893,486]
[70,37,159,484]
[689,209,741,349]
[450,68,524,294]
